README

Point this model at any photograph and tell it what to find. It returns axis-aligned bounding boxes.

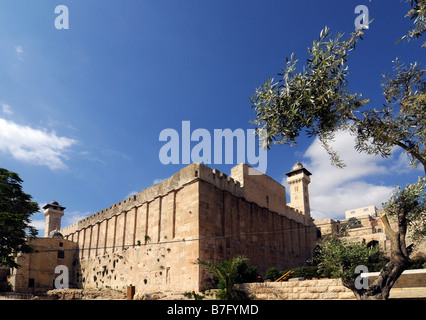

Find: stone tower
[286,161,312,219]
[43,200,65,237]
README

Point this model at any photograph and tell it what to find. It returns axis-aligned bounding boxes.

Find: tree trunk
[343,212,412,300]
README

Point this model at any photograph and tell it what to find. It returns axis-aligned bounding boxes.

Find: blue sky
[0,0,424,235]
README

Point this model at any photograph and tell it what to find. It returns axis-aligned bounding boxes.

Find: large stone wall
[198,178,316,280]
[59,163,315,293]
[64,176,201,293]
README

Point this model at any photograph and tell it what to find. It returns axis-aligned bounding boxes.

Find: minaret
[286,161,312,218]
[43,200,65,237]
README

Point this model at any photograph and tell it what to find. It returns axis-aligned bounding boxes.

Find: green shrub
[410,256,426,269]
[216,258,259,289]
[266,266,320,281]
[291,266,320,279]
[278,266,320,279]
[264,267,280,281]
[215,288,251,300]
[0,281,11,292]
[197,255,256,300]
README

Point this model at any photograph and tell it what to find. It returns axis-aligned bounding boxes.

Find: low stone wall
[238,269,426,300]
[44,289,126,300]
[363,269,426,288]
[238,278,355,300]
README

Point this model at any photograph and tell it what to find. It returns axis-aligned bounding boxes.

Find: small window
[363,208,369,212]
[57,250,65,259]
[28,278,35,288]
[59,242,63,247]
[351,210,355,214]
[266,196,269,207]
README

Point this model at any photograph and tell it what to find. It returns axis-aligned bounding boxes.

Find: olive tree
[250,27,425,173]
[314,233,380,299]
[315,178,425,299]
[250,1,425,299]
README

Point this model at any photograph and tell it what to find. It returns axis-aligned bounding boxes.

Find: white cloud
[287,131,395,220]
[1,104,13,115]
[304,131,388,189]
[153,178,166,185]
[308,181,394,220]
[0,118,77,170]
[38,203,48,213]
[388,151,422,174]
[14,45,24,60]
[63,211,90,227]
[125,190,139,199]
[30,219,45,236]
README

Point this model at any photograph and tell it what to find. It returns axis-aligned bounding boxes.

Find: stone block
[288,277,304,281]
[319,292,339,299]
[256,293,269,300]
[299,292,319,300]
[293,286,306,293]
[286,293,300,300]
[307,286,328,293]
[282,281,299,288]
[316,279,338,287]
[338,291,356,300]
[299,279,317,287]
[328,285,346,293]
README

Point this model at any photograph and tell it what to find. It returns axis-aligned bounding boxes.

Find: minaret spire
[286,161,312,221]
[43,200,65,237]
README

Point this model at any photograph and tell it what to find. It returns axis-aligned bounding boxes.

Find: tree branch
[392,140,426,176]
[380,211,397,242]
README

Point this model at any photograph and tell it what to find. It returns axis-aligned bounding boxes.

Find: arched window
[367,240,379,249]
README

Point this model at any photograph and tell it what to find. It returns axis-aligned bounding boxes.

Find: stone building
[315,207,391,252]
[345,205,378,220]
[8,201,78,293]
[8,237,78,293]
[314,205,426,258]
[8,162,317,294]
